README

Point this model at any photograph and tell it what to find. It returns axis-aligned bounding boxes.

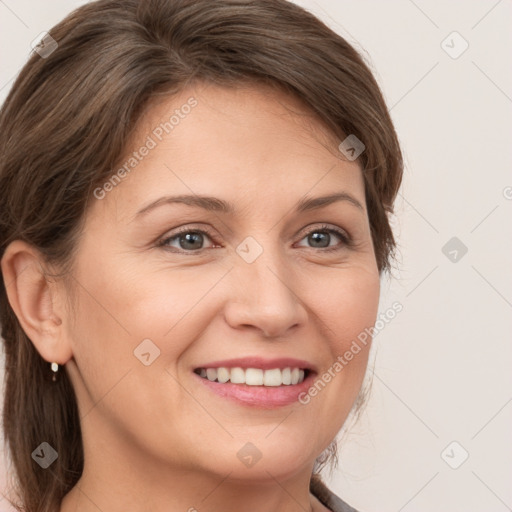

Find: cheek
[300,265,379,427]
[68,262,228,389]
[314,264,380,352]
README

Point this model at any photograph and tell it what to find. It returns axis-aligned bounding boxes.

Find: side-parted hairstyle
[0,0,403,510]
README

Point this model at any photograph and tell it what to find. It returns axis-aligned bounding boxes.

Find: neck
[60,424,321,512]
[61,473,319,512]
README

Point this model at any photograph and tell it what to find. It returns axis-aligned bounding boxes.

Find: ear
[1,240,73,365]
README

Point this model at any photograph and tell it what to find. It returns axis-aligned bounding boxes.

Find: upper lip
[194,357,317,373]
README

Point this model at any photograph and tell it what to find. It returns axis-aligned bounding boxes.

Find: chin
[194,435,319,483]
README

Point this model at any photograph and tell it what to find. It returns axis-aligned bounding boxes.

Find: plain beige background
[1,1,511,511]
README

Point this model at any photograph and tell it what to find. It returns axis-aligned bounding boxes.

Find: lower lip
[193,371,315,408]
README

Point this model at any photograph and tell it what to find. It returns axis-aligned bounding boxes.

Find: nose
[223,247,308,339]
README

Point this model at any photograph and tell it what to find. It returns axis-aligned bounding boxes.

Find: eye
[295,224,352,252]
[158,227,216,253]
[158,223,352,254]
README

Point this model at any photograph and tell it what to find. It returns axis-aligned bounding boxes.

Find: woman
[0,0,403,511]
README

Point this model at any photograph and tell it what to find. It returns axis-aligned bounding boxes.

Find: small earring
[51,362,59,382]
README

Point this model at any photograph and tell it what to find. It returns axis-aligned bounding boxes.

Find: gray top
[310,475,360,512]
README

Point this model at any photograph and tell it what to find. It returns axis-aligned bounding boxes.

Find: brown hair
[0,0,403,509]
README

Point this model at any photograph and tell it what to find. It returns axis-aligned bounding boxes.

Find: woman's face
[62,82,380,482]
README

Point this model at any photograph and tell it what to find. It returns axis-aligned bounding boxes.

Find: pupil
[310,232,329,248]
[177,231,330,250]
[181,232,202,250]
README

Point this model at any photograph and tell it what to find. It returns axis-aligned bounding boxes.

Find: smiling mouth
[193,367,310,386]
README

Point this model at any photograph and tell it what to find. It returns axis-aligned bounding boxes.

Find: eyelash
[157,224,353,254]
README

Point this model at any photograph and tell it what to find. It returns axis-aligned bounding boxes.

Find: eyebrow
[134,192,364,219]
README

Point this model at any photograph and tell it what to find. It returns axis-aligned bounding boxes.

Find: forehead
[96,82,365,220]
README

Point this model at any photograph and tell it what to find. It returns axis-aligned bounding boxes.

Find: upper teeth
[197,367,306,386]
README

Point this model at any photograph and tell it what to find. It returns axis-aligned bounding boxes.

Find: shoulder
[310,474,361,512]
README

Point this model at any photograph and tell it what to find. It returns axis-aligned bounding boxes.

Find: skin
[1,81,380,512]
